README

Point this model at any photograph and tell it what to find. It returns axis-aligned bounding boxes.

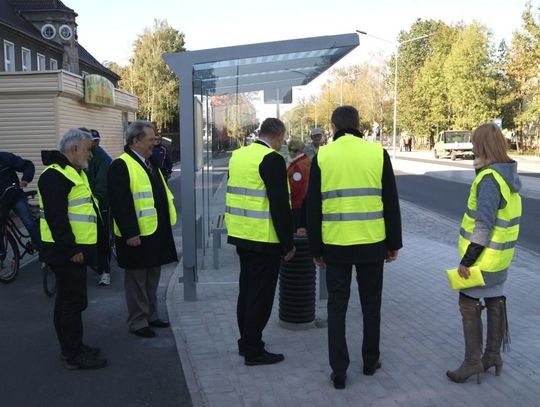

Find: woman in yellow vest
[447,123,522,384]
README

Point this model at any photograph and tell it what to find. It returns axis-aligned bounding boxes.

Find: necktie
[145,160,154,176]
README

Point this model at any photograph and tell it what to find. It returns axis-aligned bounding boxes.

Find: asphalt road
[397,154,540,178]
[395,171,540,254]
[0,171,192,407]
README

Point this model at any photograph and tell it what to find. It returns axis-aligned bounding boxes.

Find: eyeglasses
[288,149,298,153]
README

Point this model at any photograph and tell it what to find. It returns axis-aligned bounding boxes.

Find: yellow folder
[446,266,485,290]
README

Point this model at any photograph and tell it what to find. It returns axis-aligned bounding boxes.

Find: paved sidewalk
[166,175,540,406]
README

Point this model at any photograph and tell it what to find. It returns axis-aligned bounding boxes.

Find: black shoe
[148,319,170,328]
[363,361,382,376]
[238,350,246,357]
[60,344,100,361]
[131,327,156,338]
[245,350,284,366]
[331,372,346,389]
[64,353,107,370]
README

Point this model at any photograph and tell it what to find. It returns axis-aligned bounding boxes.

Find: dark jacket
[85,145,111,208]
[0,151,35,193]
[38,151,104,266]
[108,146,178,269]
[152,143,173,179]
[227,140,294,255]
[0,152,35,211]
[307,129,403,264]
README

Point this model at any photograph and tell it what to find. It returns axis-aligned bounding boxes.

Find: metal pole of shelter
[178,66,197,301]
[392,49,398,159]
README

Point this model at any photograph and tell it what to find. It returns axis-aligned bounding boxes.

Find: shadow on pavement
[0,258,192,407]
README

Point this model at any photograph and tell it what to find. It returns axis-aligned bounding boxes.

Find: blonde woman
[447,123,522,384]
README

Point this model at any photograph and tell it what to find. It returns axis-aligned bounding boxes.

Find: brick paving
[167,211,540,406]
[167,159,540,407]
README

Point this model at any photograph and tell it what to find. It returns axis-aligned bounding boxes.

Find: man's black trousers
[236,247,281,358]
[51,263,88,359]
[326,261,384,375]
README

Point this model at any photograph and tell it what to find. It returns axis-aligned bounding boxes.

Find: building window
[41,24,56,40]
[59,25,73,41]
[21,47,31,71]
[50,59,58,70]
[3,41,15,72]
[37,53,46,71]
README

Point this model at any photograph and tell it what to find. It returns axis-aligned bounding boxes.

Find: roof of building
[7,0,75,13]
[0,0,62,48]
[78,44,120,80]
[1,0,119,80]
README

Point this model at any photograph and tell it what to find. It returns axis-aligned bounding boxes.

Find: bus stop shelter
[164,32,359,300]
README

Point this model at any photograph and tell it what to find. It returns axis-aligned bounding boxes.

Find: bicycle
[0,188,56,296]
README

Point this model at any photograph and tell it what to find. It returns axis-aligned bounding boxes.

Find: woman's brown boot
[446,294,484,384]
[482,296,509,376]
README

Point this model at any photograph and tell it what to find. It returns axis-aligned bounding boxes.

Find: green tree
[409,22,459,140]
[443,22,498,130]
[393,19,441,135]
[506,1,540,153]
[130,19,185,129]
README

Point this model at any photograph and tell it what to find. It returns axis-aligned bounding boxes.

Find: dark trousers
[51,263,88,359]
[326,261,384,375]
[236,247,281,358]
[96,209,111,274]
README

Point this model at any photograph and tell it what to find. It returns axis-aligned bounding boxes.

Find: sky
[68,0,529,119]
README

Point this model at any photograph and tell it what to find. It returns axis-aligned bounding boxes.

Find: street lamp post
[356,30,433,158]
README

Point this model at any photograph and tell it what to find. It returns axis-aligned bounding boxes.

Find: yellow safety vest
[317,135,386,245]
[225,143,289,243]
[458,168,521,272]
[39,164,98,244]
[113,153,176,237]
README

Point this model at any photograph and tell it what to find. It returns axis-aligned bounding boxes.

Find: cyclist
[0,151,39,248]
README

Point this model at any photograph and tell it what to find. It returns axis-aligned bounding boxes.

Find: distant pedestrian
[305,128,325,159]
[38,128,107,370]
[151,126,173,182]
[307,106,402,389]
[447,123,521,384]
[226,118,295,366]
[108,120,178,338]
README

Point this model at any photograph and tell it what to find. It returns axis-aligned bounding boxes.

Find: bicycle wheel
[42,263,56,297]
[0,230,20,283]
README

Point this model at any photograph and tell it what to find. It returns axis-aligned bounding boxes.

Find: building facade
[0,0,119,83]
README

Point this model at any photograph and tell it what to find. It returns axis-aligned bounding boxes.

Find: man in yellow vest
[226,118,295,366]
[38,128,107,370]
[108,120,177,338]
[307,106,402,389]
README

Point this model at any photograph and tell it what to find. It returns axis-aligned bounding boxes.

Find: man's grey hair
[126,120,154,145]
[59,128,93,153]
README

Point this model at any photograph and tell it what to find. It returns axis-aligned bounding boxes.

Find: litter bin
[279,237,316,329]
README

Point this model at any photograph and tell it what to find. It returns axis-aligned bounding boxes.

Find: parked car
[434,130,474,160]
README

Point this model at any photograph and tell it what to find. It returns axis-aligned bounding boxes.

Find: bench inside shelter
[212,213,227,269]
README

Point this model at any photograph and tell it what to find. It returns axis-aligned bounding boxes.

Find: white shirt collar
[130,148,147,165]
[256,138,272,148]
